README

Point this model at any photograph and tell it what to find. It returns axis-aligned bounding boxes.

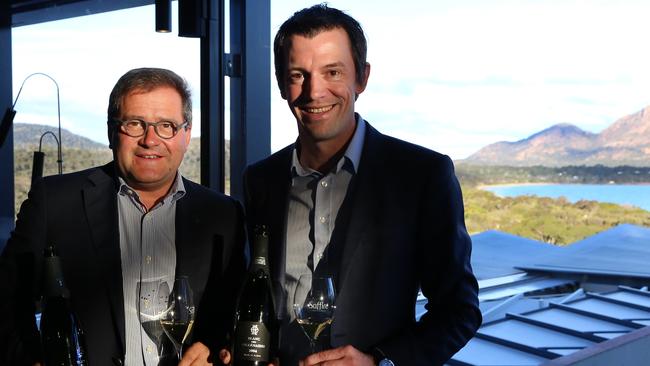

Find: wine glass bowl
[138,278,170,355]
[160,276,196,361]
[293,275,336,353]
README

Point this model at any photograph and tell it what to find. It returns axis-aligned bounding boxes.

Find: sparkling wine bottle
[40,244,89,366]
[232,225,277,366]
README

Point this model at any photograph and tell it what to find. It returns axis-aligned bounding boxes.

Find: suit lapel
[175,187,194,285]
[82,163,125,354]
[251,147,293,314]
[269,152,292,309]
[330,124,383,295]
[175,182,221,303]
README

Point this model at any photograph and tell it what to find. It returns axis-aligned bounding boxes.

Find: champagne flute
[160,276,196,361]
[293,275,336,353]
[138,278,171,358]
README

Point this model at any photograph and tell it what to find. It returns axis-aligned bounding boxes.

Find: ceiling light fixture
[155,0,172,33]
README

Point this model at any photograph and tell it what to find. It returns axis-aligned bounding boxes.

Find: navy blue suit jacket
[1,162,246,365]
[243,122,481,365]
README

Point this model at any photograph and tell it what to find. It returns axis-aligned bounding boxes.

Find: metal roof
[471,230,559,280]
[448,224,650,365]
[450,287,650,366]
[478,273,576,302]
[518,224,650,281]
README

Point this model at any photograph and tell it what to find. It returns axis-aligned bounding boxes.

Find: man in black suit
[0,68,245,366]
[242,5,481,366]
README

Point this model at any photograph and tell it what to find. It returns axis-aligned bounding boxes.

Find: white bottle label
[235,321,270,361]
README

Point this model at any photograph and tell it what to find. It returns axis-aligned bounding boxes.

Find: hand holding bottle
[218,349,278,366]
[177,341,211,366]
[298,345,374,366]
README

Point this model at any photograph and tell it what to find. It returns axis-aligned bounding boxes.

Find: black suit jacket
[243,122,481,365]
[0,162,246,365]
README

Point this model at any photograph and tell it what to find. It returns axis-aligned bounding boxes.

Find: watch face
[379,359,395,366]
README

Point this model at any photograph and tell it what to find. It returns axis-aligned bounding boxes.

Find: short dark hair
[107,67,192,126]
[274,3,368,86]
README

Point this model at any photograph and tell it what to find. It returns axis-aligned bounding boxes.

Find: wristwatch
[371,347,395,366]
[378,358,395,366]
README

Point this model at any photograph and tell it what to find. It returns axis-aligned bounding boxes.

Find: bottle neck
[250,255,269,273]
[250,233,270,273]
[43,255,70,299]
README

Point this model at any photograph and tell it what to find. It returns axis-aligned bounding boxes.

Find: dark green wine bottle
[40,244,89,366]
[233,225,277,366]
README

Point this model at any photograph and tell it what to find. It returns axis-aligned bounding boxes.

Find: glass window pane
[12,4,202,213]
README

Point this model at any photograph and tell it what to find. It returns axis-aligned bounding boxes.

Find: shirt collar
[291,114,366,177]
[118,170,186,206]
[345,113,366,172]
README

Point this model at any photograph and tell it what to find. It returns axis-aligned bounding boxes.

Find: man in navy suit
[239,4,481,366]
[1,68,245,366]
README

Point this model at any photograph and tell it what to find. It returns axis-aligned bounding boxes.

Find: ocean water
[483,184,650,211]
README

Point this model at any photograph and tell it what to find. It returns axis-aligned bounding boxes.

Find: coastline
[477,182,650,190]
[477,182,650,211]
[476,182,554,190]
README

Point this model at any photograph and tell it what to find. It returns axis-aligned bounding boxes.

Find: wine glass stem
[171,342,182,361]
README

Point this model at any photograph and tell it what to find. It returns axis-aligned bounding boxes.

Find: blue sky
[11,0,650,159]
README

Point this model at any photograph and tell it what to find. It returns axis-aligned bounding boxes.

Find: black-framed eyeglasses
[113,119,189,139]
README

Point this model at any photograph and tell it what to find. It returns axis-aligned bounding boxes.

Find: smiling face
[281,27,369,148]
[112,86,191,195]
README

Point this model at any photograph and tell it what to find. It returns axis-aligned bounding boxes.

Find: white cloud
[12,0,650,160]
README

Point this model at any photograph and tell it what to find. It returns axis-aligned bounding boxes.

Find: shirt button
[143,299,150,308]
[146,345,153,353]
[317,253,324,259]
[145,255,152,264]
[319,216,328,224]
[320,180,328,188]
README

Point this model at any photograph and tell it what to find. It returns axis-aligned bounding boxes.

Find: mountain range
[463,106,650,166]
[13,123,107,149]
[12,122,220,185]
[15,104,650,171]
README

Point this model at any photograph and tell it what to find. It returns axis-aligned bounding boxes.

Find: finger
[219,349,232,365]
[302,346,347,365]
[178,350,197,366]
[179,342,210,366]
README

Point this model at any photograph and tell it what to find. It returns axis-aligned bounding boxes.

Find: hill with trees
[455,163,650,244]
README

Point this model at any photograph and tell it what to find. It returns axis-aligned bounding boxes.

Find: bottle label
[235,321,270,362]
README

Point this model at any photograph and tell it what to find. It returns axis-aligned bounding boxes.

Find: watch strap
[370,347,391,365]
